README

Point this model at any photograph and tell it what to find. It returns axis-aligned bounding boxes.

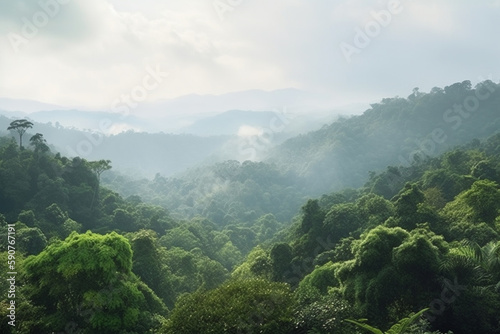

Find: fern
[345,308,429,334]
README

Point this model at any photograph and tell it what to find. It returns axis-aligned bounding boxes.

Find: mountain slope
[267,80,500,194]
[181,110,281,136]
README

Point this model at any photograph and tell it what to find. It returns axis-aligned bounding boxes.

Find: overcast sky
[1,0,499,111]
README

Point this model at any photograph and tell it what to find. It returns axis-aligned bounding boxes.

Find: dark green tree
[88,159,112,183]
[336,226,446,325]
[29,133,49,154]
[88,159,112,211]
[7,119,34,149]
[300,199,325,233]
[130,229,174,308]
[270,242,293,281]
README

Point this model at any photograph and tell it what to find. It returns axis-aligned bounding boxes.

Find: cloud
[238,125,263,137]
[0,0,499,111]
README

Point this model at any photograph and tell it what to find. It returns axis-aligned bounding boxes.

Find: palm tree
[452,240,500,291]
[345,308,429,334]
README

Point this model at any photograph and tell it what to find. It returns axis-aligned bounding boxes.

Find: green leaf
[344,319,384,334]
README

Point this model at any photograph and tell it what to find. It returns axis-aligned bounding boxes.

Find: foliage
[22,231,167,333]
[1,81,500,333]
[345,308,429,334]
[294,291,356,334]
[7,119,34,149]
[161,279,295,334]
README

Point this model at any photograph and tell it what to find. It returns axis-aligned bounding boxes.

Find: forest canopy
[0,81,500,333]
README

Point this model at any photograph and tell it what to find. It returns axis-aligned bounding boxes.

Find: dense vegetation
[0,114,230,178]
[1,81,499,333]
[270,80,500,193]
[101,80,500,226]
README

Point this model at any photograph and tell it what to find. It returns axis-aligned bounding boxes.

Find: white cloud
[0,0,499,112]
[238,125,263,137]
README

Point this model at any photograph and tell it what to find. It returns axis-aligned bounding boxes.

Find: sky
[1,0,500,112]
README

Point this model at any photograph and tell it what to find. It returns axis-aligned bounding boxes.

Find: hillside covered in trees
[0,80,500,333]
[102,80,500,225]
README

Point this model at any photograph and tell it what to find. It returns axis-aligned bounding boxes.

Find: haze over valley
[1,1,500,333]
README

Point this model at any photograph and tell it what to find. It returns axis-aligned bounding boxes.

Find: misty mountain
[179,109,344,137]
[0,97,67,113]
[4,80,499,193]
[181,110,282,136]
[100,80,500,225]
[133,88,339,118]
[267,80,500,194]
[0,115,230,177]
[0,88,355,135]
[28,109,149,134]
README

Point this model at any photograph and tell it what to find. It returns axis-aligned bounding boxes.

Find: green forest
[1,81,500,333]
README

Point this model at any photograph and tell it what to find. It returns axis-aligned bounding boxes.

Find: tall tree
[88,159,112,183]
[7,119,34,149]
[88,160,112,211]
[29,133,49,154]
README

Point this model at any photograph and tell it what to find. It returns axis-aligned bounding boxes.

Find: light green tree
[161,279,295,334]
[23,231,166,333]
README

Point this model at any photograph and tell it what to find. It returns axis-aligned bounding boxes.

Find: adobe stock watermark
[7,0,72,54]
[213,0,244,21]
[424,277,466,322]
[385,78,497,193]
[398,79,497,167]
[339,0,403,63]
[54,283,119,334]
[65,64,169,158]
[238,107,296,161]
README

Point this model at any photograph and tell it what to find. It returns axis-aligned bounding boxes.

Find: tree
[323,203,362,244]
[300,199,325,233]
[23,231,167,333]
[437,240,500,333]
[7,119,34,149]
[88,159,112,183]
[336,226,446,325]
[17,226,47,255]
[29,133,49,154]
[462,180,500,225]
[88,160,112,211]
[294,292,355,334]
[130,230,175,308]
[161,279,295,334]
[442,180,500,244]
[443,240,500,289]
[270,242,293,281]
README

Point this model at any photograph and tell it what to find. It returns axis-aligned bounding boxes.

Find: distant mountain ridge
[0,115,229,177]
[267,80,500,194]
[0,97,67,113]
[181,110,284,136]
[0,88,356,134]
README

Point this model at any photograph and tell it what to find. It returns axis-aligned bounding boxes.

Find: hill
[103,80,500,224]
[268,80,500,194]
